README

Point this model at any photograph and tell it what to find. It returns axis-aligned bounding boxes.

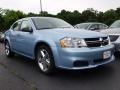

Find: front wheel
[5,42,14,57]
[36,45,55,74]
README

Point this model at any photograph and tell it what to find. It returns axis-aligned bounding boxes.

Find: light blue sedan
[4,17,115,74]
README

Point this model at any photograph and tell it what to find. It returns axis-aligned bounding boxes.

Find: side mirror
[22,27,33,33]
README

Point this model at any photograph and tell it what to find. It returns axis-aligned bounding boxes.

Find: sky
[0,0,120,14]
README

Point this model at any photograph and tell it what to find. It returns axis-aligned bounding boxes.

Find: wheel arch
[34,41,53,59]
[4,38,10,45]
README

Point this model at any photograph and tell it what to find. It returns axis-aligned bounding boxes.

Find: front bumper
[53,44,115,70]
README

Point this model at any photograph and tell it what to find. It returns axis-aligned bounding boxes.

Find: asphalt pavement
[0,43,120,90]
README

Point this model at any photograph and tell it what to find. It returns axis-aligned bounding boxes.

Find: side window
[90,24,99,30]
[20,20,32,31]
[99,24,108,29]
[12,22,21,31]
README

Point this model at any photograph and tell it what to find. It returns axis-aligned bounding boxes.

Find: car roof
[77,22,105,25]
[18,17,57,21]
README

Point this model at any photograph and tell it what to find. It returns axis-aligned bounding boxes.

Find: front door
[17,20,34,56]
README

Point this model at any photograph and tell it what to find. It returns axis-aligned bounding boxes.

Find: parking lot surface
[0,43,120,90]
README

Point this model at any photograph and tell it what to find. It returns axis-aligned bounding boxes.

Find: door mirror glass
[22,27,33,32]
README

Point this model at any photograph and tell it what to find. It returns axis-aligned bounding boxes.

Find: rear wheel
[36,45,55,74]
[5,41,14,57]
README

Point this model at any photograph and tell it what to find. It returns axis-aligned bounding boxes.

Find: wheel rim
[38,49,51,72]
[5,43,10,56]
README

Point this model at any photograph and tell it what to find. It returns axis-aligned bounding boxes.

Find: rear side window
[12,21,21,31]
[99,24,108,29]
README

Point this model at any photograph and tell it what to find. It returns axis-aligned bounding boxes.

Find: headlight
[60,37,87,48]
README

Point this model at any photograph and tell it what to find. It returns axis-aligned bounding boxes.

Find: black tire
[5,41,14,57]
[36,45,55,74]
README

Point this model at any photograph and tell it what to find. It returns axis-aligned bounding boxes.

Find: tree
[57,10,71,23]
[27,12,39,17]
[39,11,55,17]
[0,14,4,31]
[3,10,25,30]
[57,10,81,25]
[0,7,120,31]
[70,10,81,25]
[97,12,104,23]
[103,9,117,25]
[0,8,5,31]
[116,8,120,19]
[81,8,98,22]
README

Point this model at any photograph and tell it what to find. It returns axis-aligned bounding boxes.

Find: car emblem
[99,37,103,42]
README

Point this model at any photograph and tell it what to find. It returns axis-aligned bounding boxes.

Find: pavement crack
[0,62,38,90]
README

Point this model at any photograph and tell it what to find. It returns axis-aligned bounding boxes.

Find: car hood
[36,28,107,40]
[101,28,120,35]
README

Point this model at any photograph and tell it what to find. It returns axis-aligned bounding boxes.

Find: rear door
[10,21,22,50]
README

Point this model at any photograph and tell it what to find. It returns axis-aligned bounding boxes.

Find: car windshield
[109,20,120,28]
[76,23,90,29]
[32,17,73,30]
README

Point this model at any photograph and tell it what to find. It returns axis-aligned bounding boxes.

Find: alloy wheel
[5,43,10,56]
[38,49,51,72]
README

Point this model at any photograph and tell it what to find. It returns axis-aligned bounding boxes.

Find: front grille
[109,35,119,42]
[85,37,109,47]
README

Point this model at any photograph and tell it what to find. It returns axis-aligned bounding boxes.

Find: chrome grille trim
[85,37,109,47]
